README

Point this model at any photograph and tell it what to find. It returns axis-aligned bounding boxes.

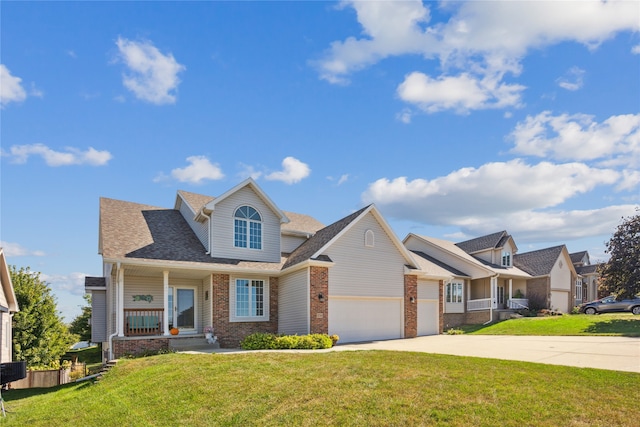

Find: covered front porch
[466,276,529,316]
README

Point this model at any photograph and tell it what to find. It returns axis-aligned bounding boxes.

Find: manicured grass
[2,351,639,426]
[459,313,640,336]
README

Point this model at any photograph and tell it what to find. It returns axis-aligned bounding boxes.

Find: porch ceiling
[121,263,213,281]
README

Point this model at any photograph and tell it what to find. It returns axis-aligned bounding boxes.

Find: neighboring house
[86,179,444,359]
[0,248,19,364]
[570,251,604,301]
[514,245,579,312]
[404,231,531,328]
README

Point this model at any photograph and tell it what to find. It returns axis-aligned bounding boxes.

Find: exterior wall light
[318,293,325,303]
[410,296,416,304]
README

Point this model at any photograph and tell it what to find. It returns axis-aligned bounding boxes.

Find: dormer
[455,231,518,268]
[201,179,289,263]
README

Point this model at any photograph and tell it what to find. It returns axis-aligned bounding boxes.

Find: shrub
[445,328,464,335]
[330,335,340,346]
[240,333,334,350]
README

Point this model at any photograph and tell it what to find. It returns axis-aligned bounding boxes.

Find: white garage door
[551,291,570,313]
[417,300,439,336]
[417,280,439,336]
[329,297,403,343]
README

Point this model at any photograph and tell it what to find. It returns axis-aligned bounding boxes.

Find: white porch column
[490,276,497,309]
[117,266,124,337]
[163,270,170,336]
[508,279,513,303]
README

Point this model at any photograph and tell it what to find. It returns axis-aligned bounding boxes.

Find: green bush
[240,333,334,350]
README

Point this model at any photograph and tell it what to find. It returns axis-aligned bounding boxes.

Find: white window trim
[446,282,464,304]
[233,205,264,251]
[364,229,375,247]
[230,277,270,322]
[501,251,511,267]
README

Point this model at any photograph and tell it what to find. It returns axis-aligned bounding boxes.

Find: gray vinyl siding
[123,276,165,310]
[278,268,309,335]
[179,200,209,252]
[323,213,405,298]
[281,235,307,254]
[91,290,107,343]
[210,186,281,262]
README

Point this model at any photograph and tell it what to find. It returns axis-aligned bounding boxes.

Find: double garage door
[328,282,440,343]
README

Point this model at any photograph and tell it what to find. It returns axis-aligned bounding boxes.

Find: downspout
[484,274,499,325]
[107,262,120,361]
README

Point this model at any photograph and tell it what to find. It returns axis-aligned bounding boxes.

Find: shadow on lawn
[2,380,92,402]
[582,319,640,337]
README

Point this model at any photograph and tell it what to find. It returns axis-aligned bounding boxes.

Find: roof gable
[204,178,289,224]
[283,205,417,270]
[514,245,568,277]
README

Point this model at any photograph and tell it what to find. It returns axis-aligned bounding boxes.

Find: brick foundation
[113,337,169,358]
[404,275,417,338]
[465,310,491,324]
[309,266,329,334]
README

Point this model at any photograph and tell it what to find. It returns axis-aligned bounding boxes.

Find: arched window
[364,229,375,247]
[234,206,262,249]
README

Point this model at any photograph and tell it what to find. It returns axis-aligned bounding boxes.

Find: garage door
[417,280,439,336]
[329,297,403,343]
[551,291,570,313]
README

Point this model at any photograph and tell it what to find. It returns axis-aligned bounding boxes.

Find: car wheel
[632,306,640,315]
[584,307,597,315]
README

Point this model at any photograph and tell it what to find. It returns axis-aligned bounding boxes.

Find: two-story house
[86,179,445,359]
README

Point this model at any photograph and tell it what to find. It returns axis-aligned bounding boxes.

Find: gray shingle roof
[576,264,600,275]
[282,205,370,270]
[84,276,106,288]
[456,231,508,254]
[513,245,565,277]
[570,251,588,265]
[411,251,469,277]
[99,197,284,271]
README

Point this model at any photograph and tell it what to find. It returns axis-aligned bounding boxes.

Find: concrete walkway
[193,335,640,373]
[333,335,640,373]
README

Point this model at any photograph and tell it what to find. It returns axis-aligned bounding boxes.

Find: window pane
[446,284,452,303]
[235,219,247,248]
[236,279,249,316]
[252,280,264,316]
[250,221,262,249]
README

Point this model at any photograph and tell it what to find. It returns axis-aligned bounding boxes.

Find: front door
[497,286,505,309]
[169,287,196,331]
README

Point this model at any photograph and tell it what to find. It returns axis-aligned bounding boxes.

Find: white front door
[169,287,196,331]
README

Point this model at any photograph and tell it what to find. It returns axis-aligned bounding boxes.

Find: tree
[10,265,75,368]
[599,211,640,299]
[69,294,92,342]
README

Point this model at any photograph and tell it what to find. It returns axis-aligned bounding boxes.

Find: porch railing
[124,308,164,336]
[467,298,492,311]
[507,298,529,310]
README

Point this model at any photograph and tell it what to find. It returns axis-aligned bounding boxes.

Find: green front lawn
[459,313,640,336]
[2,351,639,426]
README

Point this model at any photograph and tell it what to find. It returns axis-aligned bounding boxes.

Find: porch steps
[169,336,220,352]
[497,310,523,321]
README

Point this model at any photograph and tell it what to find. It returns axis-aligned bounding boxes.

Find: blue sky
[2,1,639,322]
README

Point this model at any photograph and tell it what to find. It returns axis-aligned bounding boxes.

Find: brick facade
[211,273,279,348]
[404,275,417,338]
[309,266,329,334]
[465,310,491,324]
[438,280,444,334]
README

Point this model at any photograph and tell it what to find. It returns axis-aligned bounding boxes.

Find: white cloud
[5,143,113,166]
[41,272,88,296]
[115,37,186,105]
[556,67,585,91]
[0,64,27,107]
[0,241,45,257]
[316,1,639,113]
[396,70,525,113]
[327,174,350,186]
[167,156,224,184]
[237,163,263,181]
[362,159,635,242]
[509,112,640,168]
[633,45,640,54]
[362,159,620,221]
[265,157,311,184]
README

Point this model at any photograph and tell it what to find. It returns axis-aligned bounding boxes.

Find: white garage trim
[329,296,404,343]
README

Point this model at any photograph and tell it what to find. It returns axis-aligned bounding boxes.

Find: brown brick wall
[526,278,550,310]
[465,310,491,324]
[404,275,417,338]
[113,338,169,358]
[438,280,444,334]
[309,266,328,334]
[211,273,279,348]
[443,313,466,329]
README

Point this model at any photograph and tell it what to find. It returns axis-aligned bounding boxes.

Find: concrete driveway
[332,335,640,373]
